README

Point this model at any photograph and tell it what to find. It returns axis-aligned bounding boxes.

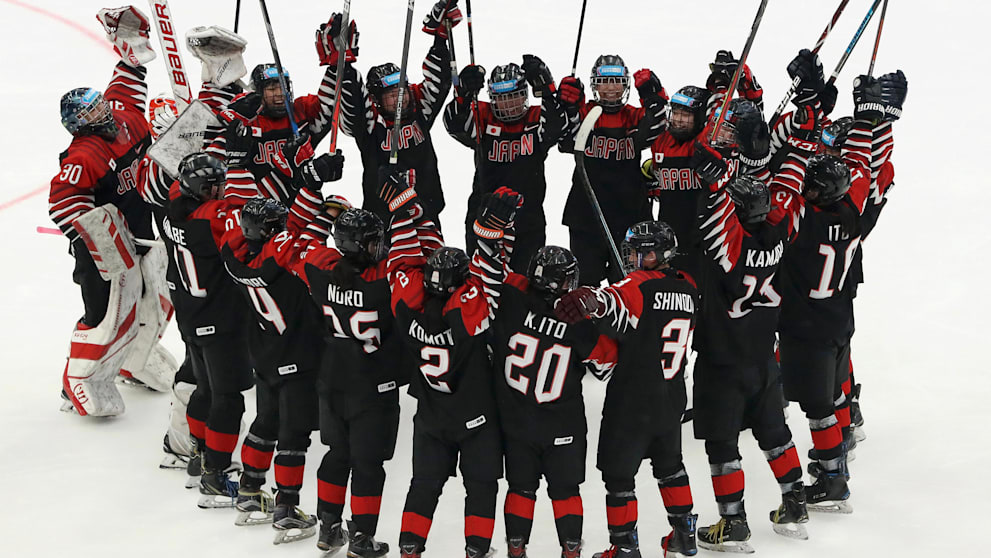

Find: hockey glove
[422,0,463,39]
[522,54,555,94]
[818,82,838,117]
[224,120,258,169]
[736,117,771,168]
[474,187,523,240]
[456,64,486,100]
[853,74,885,122]
[634,69,664,102]
[642,159,661,200]
[97,6,156,68]
[706,50,737,91]
[298,152,345,190]
[554,286,602,324]
[317,13,359,66]
[378,166,418,213]
[787,49,825,107]
[150,106,177,140]
[186,26,248,86]
[878,70,907,122]
[558,76,585,106]
[692,141,729,189]
[787,104,823,156]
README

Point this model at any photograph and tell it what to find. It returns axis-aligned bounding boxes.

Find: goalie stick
[147,0,194,110]
[573,105,624,281]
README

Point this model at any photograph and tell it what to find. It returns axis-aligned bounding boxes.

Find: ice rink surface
[1,0,987,556]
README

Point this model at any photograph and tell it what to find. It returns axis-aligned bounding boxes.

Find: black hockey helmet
[333,208,386,266]
[712,98,761,148]
[177,153,226,201]
[241,197,288,242]
[621,220,678,274]
[590,54,630,112]
[251,63,292,117]
[527,246,579,300]
[726,176,771,226]
[367,63,412,120]
[424,247,470,297]
[804,154,851,207]
[61,87,118,139]
[822,116,854,153]
[488,63,529,122]
[668,85,710,142]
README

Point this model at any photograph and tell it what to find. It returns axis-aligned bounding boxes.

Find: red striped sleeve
[104,62,147,115]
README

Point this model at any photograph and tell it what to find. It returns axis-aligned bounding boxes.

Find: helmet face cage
[423,247,469,297]
[621,221,678,274]
[711,105,739,148]
[488,64,529,122]
[252,65,292,117]
[61,88,117,137]
[241,198,288,242]
[368,65,411,120]
[668,89,707,141]
[178,154,227,201]
[148,95,178,140]
[590,59,630,109]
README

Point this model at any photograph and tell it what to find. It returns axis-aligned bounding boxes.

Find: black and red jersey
[588,268,698,428]
[850,121,896,293]
[328,40,452,222]
[50,62,153,245]
[560,100,665,235]
[490,274,617,435]
[443,95,569,231]
[162,182,247,341]
[387,214,506,435]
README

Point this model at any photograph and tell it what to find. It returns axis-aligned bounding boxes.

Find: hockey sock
[549,488,583,546]
[240,432,275,489]
[464,480,498,552]
[316,451,349,520]
[763,441,802,492]
[274,449,306,506]
[186,388,209,445]
[504,489,536,543]
[808,414,844,472]
[709,460,745,516]
[204,392,244,470]
[399,478,444,550]
[350,462,386,535]
[657,467,694,517]
[603,478,638,545]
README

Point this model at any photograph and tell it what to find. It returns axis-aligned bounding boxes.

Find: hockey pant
[399,418,503,554]
[317,389,399,535]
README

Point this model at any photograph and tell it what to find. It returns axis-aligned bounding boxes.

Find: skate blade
[185,475,201,489]
[159,454,189,470]
[664,552,699,558]
[847,449,857,463]
[235,510,273,526]
[772,522,809,540]
[808,500,853,514]
[197,495,237,509]
[853,426,867,443]
[273,525,316,545]
[317,541,346,555]
[698,540,755,554]
[59,399,78,413]
[115,375,155,391]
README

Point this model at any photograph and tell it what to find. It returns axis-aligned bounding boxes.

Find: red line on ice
[0,185,47,212]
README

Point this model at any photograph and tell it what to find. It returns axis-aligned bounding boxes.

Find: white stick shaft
[147,0,194,110]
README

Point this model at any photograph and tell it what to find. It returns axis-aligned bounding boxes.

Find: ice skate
[197,467,239,509]
[160,433,190,470]
[400,543,423,558]
[561,540,582,558]
[184,448,202,489]
[770,486,809,540]
[850,384,866,442]
[59,390,77,414]
[317,513,347,554]
[592,531,640,558]
[697,514,753,554]
[234,487,274,526]
[661,513,697,557]
[116,371,154,390]
[272,504,317,544]
[507,536,527,558]
[805,471,852,514]
[346,520,389,558]
[466,544,497,558]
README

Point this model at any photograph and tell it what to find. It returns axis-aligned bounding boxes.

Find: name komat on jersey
[444,96,570,232]
[774,120,874,343]
[387,215,506,435]
[50,62,154,245]
[591,269,698,428]
[220,224,325,378]
[161,183,247,341]
[491,274,617,435]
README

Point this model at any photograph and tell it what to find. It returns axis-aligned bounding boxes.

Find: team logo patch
[485,124,501,136]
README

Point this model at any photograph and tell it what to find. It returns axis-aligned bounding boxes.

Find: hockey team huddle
[49,2,905,558]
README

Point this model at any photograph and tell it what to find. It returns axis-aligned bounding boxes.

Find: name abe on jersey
[746,241,784,268]
[523,311,568,340]
[161,216,185,246]
[379,121,427,151]
[487,133,534,163]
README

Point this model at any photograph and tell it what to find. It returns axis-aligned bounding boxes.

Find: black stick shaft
[465,0,476,64]
[329,0,352,152]
[868,0,889,77]
[710,0,769,145]
[235,0,241,33]
[258,0,298,136]
[390,0,416,165]
[827,0,883,85]
[570,0,588,76]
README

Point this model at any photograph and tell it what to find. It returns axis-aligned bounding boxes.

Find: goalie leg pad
[62,264,143,416]
[73,204,138,280]
[118,244,177,392]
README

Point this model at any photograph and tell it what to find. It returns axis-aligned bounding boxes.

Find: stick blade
[573,105,604,158]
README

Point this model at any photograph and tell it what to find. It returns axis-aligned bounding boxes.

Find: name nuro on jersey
[653,292,695,312]
[524,311,568,340]
[328,284,364,307]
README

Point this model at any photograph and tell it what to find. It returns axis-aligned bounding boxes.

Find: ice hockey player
[318,1,457,222]
[689,139,817,549]
[443,56,569,270]
[51,6,178,417]
[489,246,618,558]
[766,49,836,173]
[554,221,699,558]
[161,152,252,506]
[385,178,520,558]
[557,55,667,285]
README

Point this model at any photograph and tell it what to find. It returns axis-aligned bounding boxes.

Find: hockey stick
[826,0,883,86]
[234,0,241,33]
[867,0,889,76]
[390,0,416,165]
[767,0,850,127]
[444,19,459,87]
[328,0,352,152]
[710,0,769,145]
[570,0,589,77]
[258,0,299,137]
[147,1,194,111]
[463,0,485,193]
[573,106,624,279]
